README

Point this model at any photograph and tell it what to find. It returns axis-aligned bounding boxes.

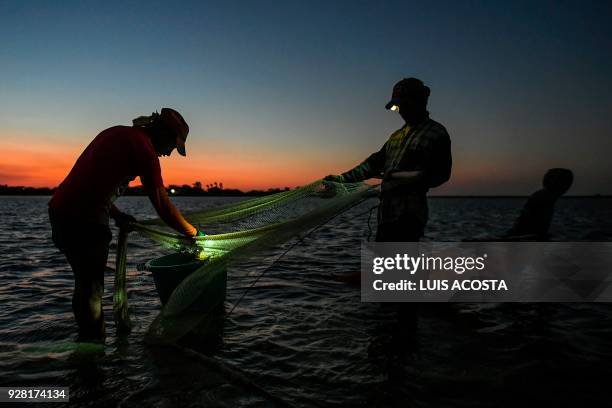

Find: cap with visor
[385,78,430,111]
[159,108,189,156]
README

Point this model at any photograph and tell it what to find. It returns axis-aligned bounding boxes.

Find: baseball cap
[385,78,431,110]
[159,108,189,156]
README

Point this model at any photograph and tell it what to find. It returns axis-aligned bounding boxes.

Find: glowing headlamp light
[390,105,399,112]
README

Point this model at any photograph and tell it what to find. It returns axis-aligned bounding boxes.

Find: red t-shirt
[49,126,164,224]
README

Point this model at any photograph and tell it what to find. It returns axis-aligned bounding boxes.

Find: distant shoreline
[0,184,291,197]
[2,183,610,198]
[0,187,609,199]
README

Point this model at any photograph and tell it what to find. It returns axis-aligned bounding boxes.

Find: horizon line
[0,184,610,199]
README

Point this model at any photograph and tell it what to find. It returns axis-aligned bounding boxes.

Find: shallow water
[1,196,612,407]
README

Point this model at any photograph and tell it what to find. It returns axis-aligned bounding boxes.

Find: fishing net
[116,179,375,343]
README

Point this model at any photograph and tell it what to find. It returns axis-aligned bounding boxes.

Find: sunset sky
[1,1,611,194]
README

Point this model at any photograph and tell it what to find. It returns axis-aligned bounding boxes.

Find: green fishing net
[115,179,375,343]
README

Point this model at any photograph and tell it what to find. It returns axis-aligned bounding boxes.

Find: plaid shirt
[341,115,452,224]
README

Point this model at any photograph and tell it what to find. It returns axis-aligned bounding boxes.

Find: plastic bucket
[144,253,210,305]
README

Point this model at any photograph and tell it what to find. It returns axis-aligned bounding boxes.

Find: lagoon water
[1,196,612,407]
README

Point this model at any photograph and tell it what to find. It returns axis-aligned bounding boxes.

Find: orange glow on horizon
[0,134,341,190]
[1,132,528,194]
[0,139,82,188]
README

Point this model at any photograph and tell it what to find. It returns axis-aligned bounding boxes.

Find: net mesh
[123,179,374,343]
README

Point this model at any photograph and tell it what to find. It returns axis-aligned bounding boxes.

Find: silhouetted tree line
[0,185,56,195]
[156,181,292,197]
[0,182,291,197]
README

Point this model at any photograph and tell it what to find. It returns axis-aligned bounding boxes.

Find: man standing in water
[326,78,451,340]
[326,77,452,242]
[49,108,202,342]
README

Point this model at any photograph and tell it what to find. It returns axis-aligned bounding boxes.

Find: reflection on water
[1,196,612,407]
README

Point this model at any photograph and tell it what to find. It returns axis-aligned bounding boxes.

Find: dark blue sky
[1,0,611,193]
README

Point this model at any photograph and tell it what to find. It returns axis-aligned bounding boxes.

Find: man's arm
[148,186,197,237]
[423,130,452,188]
[109,203,137,230]
[136,136,198,237]
[384,129,451,189]
[406,129,453,188]
[110,203,122,219]
[326,142,387,183]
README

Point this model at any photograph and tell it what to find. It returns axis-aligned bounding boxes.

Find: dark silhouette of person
[326,77,452,241]
[48,108,203,342]
[326,78,452,342]
[506,168,574,240]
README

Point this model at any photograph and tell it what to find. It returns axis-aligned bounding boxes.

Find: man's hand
[113,212,137,231]
[184,225,205,238]
[323,174,345,183]
[185,228,206,253]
